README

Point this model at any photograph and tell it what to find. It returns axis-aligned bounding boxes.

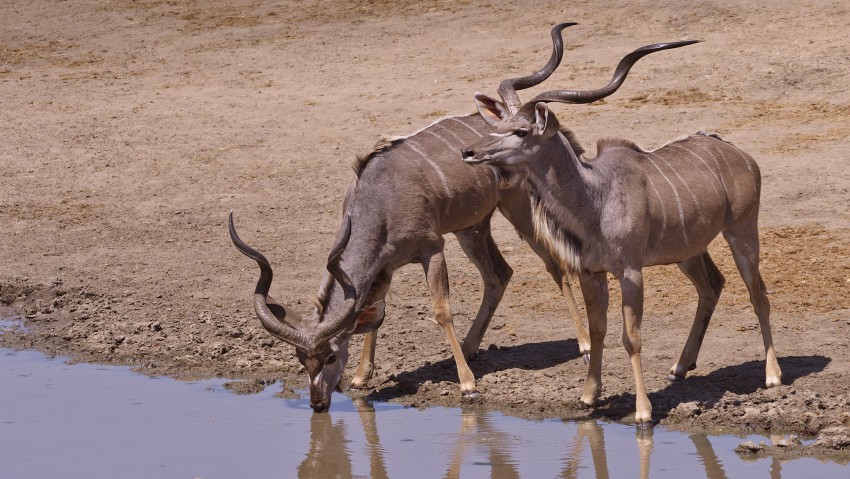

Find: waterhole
[1,346,847,478]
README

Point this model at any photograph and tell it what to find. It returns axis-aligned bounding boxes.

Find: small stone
[775,435,802,447]
[735,441,765,454]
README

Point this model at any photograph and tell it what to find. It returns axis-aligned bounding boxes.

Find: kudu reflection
[296,399,742,479]
[230,23,591,412]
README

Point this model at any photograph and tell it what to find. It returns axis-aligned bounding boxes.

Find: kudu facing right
[462,40,782,426]
[229,23,590,412]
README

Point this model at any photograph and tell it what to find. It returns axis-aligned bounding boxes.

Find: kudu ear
[349,300,386,334]
[533,102,559,137]
[474,93,509,126]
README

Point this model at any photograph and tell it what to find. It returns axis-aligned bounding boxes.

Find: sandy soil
[2,0,849,450]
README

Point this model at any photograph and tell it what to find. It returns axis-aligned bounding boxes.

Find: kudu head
[461,40,700,167]
[228,212,385,412]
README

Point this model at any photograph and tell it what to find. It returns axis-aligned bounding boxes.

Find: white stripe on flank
[645,154,689,244]
[447,116,485,138]
[674,143,724,198]
[424,129,457,151]
[654,152,704,220]
[645,174,668,236]
[384,113,477,143]
[705,140,738,199]
[407,139,451,195]
[433,121,467,144]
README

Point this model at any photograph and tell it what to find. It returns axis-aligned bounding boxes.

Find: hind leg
[723,227,782,387]
[669,252,725,380]
[454,218,513,360]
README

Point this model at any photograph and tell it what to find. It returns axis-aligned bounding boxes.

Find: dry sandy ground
[1,0,849,454]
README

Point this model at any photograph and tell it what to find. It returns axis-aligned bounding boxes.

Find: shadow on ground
[595,355,831,422]
[365,339,582,400]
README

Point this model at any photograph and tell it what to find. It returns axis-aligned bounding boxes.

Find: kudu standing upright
[229,23,591,412]
[462,40,782,426]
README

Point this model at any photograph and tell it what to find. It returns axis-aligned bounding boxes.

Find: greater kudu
[230,23,590,412]
[462,40,781,426]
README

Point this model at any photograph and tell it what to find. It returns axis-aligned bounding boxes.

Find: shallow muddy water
[1,345,847,478]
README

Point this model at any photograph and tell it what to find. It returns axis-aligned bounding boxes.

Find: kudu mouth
[461,148,490,164]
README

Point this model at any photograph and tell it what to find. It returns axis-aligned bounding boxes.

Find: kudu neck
[521,132,599,245]
[524,132,593,199]
[318,216,387,321]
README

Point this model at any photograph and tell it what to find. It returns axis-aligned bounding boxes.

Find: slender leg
[350,270,393,389]
[498,192,591,361]
[454,220,513,360]
[350,331,378,389]
[353,398,389,479]
[669,252,725,380]
[423,250,479,397]
[578,271,608,407]
[620,267,652,426]
[636,428,654,479]
[723,228,782,387]
[560,270,591,364]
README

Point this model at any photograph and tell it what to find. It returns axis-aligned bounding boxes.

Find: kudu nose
[310,400,329,413]
[461,148,475,159]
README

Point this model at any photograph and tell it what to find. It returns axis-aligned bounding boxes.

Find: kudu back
[462,38,781,426]
[230,23,590,412]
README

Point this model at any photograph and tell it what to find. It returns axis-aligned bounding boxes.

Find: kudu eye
[514,129,529,138]
[326,354,338,365]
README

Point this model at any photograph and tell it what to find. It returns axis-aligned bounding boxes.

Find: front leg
[349,269,392,389]
[578,271,608,407]
[424,250,479,398]
[350,331,377,389]
[620,267,652,427]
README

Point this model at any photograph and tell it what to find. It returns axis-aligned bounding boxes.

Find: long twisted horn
[314,214,359,344]
[522,40,700,109]
[497,22,577,115]
[229,211,310,349]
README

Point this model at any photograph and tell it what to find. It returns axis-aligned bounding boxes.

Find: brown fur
[351,135,404,177]
[559,126,587,159]
[595,137,647,155]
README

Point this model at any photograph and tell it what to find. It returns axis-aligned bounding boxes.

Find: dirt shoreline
[1,0,848,456]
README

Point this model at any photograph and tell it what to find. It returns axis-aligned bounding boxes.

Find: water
[1,347,847,479]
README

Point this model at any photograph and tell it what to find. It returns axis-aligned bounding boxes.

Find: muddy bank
[1,0,849,455]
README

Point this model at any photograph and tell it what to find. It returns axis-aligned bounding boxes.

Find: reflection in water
[299,399,389,479]
[445,409,520,479]
[3,349,847,479]
[296,398,808,479]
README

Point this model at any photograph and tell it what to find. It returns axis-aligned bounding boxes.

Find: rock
[735,441,765,454]
[813,426,850,450]
[775,435,803,447]
[676,401,701,417]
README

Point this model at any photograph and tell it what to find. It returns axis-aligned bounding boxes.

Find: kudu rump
[229,24,591,412]
[462,40,782,426]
